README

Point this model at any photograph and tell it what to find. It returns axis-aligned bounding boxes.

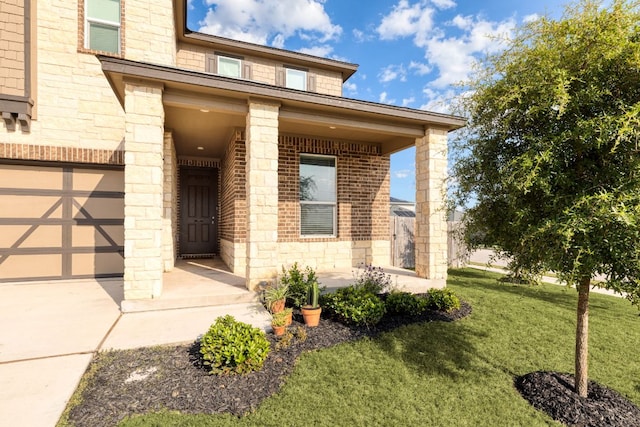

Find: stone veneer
[245,100,280,289]
[162,132,177,272]
[415,127,448,283]
[0,0,26,97]
[123,81,165,299]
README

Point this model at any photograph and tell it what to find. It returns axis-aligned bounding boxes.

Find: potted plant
[264,283,289,314]
[301,280,322,327]
[271,310,289,336]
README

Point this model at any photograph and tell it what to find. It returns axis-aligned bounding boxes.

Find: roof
[391,206,416,217]
[390,197,414,204]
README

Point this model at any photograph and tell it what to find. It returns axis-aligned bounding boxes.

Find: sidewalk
[0,278,270,427]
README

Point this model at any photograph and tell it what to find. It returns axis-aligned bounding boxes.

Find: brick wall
[278,135,390,242]
[219,131,246,243]
[0,0,25,96]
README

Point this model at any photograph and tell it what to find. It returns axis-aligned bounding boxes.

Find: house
[0,0,465,303]
[390,197,416,218]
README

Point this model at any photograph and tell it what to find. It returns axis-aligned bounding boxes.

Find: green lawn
[121,268,640,426]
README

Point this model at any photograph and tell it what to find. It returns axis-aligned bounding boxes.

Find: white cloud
[394,169,413,179]
[353,28,374,43]
[376,0,435,45]
[187,0,195,10]
[523,13,540,23]
[402,97,415,107]
[298,45,334,58]
[378,64,407,83]
[379,91,396,104]
[343,81,357,95]
[431,0,456,9]
[420,87,457,114]
[409,61,432,75]
[199,0,342,47]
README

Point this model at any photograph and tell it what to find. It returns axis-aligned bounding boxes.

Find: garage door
[0,164,124,282]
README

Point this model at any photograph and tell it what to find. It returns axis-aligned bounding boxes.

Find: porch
[122,259,444,313]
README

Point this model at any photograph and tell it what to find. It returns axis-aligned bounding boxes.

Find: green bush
[426,288,461,313]
[385,291,428,316]
[280,263,320,309]
[353,264,392,294]
[199,315,270,375]
[321,286,386,326]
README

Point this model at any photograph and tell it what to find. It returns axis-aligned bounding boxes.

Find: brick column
[245,99,280,290]
[415,127,448,283]
[123,80,165,299]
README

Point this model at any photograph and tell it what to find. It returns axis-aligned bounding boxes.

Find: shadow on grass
[372,318,487,380]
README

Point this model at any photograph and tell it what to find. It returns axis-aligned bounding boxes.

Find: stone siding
[415,128,448,282]
[162,132,177,271]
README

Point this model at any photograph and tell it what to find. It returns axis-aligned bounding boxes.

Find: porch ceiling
[99,56,466,157]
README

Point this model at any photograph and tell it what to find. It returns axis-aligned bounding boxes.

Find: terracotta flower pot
[270,298,285,313]
[285,310,293,326]
[301,306,322,327]
[272,325,286,336]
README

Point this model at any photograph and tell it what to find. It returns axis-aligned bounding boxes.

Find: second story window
[286,68,307,91]
[85,0,121,54]
[217,56,242,78]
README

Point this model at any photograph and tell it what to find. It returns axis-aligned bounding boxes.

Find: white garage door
[0,163,124,282]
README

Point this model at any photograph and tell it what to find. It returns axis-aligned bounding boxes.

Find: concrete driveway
[0,278,270,426]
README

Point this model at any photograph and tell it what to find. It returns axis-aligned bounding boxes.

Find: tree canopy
[452,0,640,396]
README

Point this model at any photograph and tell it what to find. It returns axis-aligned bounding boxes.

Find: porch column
[123,80,165,299]
[415,127,448,284]
[245,99,280,290]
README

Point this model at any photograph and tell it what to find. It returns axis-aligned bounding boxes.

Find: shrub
[280,263,321,309]
[321,286,386,326]
[353,264,392,294]
[199,315,270,375]
[426,288,461,313]
[385,291,427,316]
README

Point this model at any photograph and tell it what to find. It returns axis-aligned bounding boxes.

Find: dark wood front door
[180,167,218,256]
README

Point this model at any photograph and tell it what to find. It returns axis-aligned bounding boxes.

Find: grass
[120,268,640,426]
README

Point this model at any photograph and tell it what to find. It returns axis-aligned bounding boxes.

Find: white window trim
[84,0,121,53]
[217,55,242,78]
[300,154,337,238]
[286,68,308,91]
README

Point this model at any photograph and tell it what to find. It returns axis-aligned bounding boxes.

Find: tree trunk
[575,276,590,397]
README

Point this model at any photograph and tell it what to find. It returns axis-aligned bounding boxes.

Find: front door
[180,167,218,256]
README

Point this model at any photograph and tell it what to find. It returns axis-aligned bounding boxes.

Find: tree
[452,0,640,397]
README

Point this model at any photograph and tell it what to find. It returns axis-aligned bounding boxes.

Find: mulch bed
[67,303,471,427]
[515,371,640,427]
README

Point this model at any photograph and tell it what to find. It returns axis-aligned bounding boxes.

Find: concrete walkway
[0,278,270,427]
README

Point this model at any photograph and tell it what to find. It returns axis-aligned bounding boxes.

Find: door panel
[180,167,218,256]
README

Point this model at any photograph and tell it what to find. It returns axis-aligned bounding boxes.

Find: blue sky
[186,0,567,202]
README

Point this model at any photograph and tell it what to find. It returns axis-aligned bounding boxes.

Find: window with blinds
[300,155,336,236]
[85,0,121,54]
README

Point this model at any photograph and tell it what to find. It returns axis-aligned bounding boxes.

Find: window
[85,0,121,54]
[300,155,336,236]
[286,68,307,90]
[217,56,242,78]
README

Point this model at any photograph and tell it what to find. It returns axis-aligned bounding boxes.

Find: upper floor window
[206,53,252,79]
[286,68,307,91]
[300,155,336,237]
[85,0,121,54]
[218,56,242,78]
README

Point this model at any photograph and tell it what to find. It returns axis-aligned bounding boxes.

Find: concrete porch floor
[123,260,442,313]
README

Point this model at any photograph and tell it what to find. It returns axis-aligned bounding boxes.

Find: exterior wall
[219,238,246,275]
[123,81,165,300]
[219,131,247,245]
[415,128,448,284]
[245,100,280,289]
[278,240,389,270]
[125,0,175,66]
[162,132,177,271]
[1,1,125,150]
[176,43,343,96]
[0,0,26,97]
[278,136,390,243]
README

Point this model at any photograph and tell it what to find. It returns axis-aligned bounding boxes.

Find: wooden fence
[390,217,468,269]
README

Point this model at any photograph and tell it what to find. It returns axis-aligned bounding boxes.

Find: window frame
[285,67,308,91]
[83,0,122,55]
[299,154,337,238]
[217,55,242,78]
